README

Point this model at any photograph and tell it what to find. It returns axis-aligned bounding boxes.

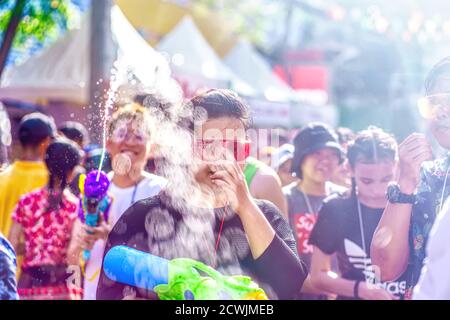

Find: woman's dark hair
[44,137,83,212]
[347,126,398,169]
[425,56,450,95]
[347,126,398,197]
[185,89,251,131]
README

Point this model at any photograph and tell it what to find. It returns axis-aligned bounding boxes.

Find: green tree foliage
[0,0,79,66]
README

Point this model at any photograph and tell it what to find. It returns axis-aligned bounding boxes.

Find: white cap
[271,144,294,171]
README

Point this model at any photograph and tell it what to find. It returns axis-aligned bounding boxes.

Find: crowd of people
[0,56,450,300]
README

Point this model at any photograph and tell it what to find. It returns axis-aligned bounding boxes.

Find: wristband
[353,280,362,299]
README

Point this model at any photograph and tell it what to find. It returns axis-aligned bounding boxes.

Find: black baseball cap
[59,121,89,147]
[19,112,56,147]
[291,122,344,178]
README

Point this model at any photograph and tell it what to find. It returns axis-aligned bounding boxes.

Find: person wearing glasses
[371,56,450,299]
[96,89,307,300]
[72,103,167,300]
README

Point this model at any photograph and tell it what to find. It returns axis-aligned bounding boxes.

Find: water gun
[78,170,112,261]
[103,245,268,300]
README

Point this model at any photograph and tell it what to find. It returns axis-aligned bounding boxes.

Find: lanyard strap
[130,183,138,206]
[300,190,315,214]
[356,196,369,283]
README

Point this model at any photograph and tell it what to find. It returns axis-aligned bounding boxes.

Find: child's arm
[310,246,396,300]
[66,219,84,266]
[8,222,25,256]
[66,217,112,266]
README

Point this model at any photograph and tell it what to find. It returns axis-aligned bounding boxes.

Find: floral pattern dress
[12,188,81,300]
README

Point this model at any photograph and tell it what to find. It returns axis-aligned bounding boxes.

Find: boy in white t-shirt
[72,103,166,299]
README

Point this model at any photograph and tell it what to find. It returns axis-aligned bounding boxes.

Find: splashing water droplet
[112,153,132,176]
[96,59,128,180]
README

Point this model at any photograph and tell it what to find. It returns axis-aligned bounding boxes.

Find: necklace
[355,195,369,283]
[355,191,385,287]
[213,205,229,269]
[299,188,315,214]
[130,182,139,206]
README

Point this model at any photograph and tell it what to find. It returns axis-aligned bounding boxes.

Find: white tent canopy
[157,16,254,97]
[0,6,172,105]
[224,40,294,102]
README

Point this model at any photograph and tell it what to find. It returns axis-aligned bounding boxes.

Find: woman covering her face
[96,89,307,300]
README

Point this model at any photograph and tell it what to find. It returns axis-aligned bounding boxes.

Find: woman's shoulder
[63,189,79,203]
[323,189,353,206]
[17,187,46,205]
[319,192,355,222]
[117,194,166,223]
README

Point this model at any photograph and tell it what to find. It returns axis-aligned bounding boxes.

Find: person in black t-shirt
[96,89,307,300]
[309,127,407,300]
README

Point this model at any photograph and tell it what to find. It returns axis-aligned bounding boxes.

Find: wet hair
[347,126,398,169]
[185,89,251,131]
[44,138,83,212]
[59,121,90,147]
[424,56,450,95]
[134,92,176,123]
[347,126,398,197]
[134,92,172,110]
[107,103,152,138]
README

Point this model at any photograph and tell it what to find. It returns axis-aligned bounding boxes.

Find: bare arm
[250,170,288,220]
[238,199,278,259]
[300,274,330,295]
[8,222,25,256]
[371,202,413,282]
[310,246,356,297]
[371,133,432,282]
[66,219,83,266]
[66,218,111,266]
[311,246,395,299]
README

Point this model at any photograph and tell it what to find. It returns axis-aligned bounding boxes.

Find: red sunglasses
[195,139,251,162]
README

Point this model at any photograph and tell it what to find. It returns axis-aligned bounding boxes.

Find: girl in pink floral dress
[9,138,83,300]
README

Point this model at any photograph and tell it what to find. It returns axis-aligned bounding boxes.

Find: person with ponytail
[308,127,408,300]
[8,138,83,300]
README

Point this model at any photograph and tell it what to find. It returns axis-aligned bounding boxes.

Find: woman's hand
[397,133,433,193]
[209,156,253,215]
[75,219,111,251]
